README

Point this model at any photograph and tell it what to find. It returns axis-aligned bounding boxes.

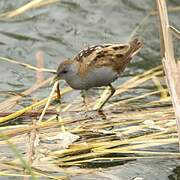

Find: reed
[156,0,180,149]
[0,0,179,179]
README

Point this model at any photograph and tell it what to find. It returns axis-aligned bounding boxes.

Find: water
[0,0,180,179]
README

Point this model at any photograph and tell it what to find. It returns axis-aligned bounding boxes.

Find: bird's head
[52,59,77,83]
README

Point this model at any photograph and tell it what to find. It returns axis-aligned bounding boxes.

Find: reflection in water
[97,110,107,120]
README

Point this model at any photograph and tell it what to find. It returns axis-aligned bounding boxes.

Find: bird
[53,38,143,111]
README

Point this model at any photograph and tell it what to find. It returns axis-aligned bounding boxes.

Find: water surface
[0,0,180,179]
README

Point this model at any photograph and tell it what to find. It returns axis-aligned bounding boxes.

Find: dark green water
[0,0,180,179]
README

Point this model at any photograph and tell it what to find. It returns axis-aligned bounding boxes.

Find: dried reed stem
[0,0,59,18]
[156,0,180,150]
[35,51,45,84]
[38,81,59,123]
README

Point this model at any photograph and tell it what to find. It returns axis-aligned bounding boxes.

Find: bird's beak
[50,75,61,101]
[50,75,61,85]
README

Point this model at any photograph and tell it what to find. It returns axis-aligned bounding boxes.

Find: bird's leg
[81,90,86,104]
[56,82,61,103]
[81,90,89,110]
[98,84,115,111]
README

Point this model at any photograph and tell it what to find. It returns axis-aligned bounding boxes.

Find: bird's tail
[128,38,143,58]
[116,38,143,73]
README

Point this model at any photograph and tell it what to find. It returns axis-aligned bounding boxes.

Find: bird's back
[74,38,143,76]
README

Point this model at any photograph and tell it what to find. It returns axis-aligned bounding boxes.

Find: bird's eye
[62,70,68,74]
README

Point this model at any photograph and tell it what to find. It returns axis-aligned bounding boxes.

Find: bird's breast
[65,66,119,90]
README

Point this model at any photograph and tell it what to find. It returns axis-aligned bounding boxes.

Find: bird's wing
[74,39,142,76]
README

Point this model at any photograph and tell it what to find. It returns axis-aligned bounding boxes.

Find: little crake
[54,38,143,110]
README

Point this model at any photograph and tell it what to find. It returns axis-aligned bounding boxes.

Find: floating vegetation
[0,0,179,179]
[0,58,178,178]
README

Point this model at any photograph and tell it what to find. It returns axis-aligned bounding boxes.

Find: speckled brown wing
[74,44,112,64]
[74,38,143,76]
[74,44,112,76]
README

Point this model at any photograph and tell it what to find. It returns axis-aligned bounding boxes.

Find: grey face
[57,61,77,80]
[57,64,68,79]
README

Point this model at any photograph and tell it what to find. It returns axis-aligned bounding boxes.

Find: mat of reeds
[0,0,179,179]
[0,64,179,179]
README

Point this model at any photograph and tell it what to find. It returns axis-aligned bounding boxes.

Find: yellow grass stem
[0,87,71,124]
[151,6,180,15]
[115,70,163,96]
[38,81,59,123]
[169,25,180,39]
[57,138,178,163]
[128,7,153,41]
[0,56,55,73]
[152,76,168,99]
[106,89,168,109]
[156,0,180,149]
[0,97,54,124]
[0,77,52,112]
[146,96,171,105]
[0,134,36,179]
[0,0,60,18]
[60,155,180,166]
